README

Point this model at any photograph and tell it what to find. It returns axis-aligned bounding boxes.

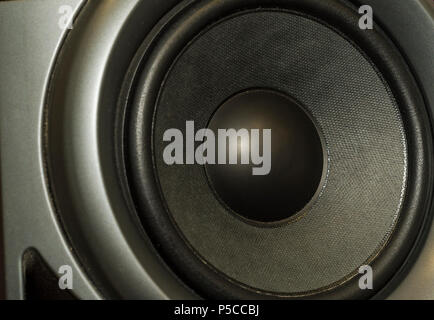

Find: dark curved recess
[123,0,433,299]
[23,249,76,300]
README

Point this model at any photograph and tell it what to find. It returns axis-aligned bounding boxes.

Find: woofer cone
[117,0,434,299]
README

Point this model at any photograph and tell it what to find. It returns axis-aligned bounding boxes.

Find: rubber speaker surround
[122,0,433,299]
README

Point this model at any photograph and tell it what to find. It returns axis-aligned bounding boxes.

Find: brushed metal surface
[0,0,99,299]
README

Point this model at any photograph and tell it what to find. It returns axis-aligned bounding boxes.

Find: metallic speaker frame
[0,0,433,299]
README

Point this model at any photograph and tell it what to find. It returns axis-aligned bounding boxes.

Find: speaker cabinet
[1,0,433,299]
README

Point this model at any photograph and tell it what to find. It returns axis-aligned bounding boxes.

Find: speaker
[1,0,433,299]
